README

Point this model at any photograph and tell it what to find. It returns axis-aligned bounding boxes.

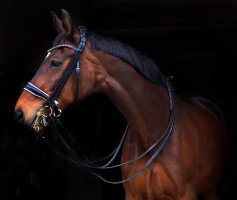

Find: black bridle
[24,26,87,132]
[23,26,175,184]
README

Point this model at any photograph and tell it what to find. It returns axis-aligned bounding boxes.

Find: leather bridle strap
[24,82,49,100]
[24,26,87,114]
[45,26,86,108]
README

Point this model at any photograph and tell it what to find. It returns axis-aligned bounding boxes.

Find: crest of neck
[94,51,170,146]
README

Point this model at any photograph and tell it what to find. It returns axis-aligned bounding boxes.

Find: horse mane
[88,33,167,85]
[53,32,167,85]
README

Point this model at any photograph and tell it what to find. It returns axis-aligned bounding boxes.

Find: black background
[0,0,237,199]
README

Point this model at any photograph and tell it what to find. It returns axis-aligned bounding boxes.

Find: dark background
[0,0,237,199]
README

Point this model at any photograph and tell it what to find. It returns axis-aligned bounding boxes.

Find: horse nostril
[14,109,24,123]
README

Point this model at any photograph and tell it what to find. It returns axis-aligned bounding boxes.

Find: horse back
[181,95,226,128]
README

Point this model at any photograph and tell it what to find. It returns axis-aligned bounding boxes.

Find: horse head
[14,10,99,132]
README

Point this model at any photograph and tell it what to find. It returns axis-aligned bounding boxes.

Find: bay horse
[14,10,228,200]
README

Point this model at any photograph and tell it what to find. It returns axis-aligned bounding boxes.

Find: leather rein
[23,26,175,184]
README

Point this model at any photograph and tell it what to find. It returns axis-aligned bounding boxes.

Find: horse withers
[14,10,228,200]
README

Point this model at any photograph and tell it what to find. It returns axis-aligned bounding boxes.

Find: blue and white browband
[24,82,49,100]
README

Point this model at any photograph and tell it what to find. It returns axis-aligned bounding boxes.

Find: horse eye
[50,60,62,68]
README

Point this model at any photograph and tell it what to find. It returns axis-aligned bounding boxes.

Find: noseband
[24,26,87,132]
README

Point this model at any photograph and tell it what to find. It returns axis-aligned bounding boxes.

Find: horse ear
[51,11,64,34]
[61,9,75,38]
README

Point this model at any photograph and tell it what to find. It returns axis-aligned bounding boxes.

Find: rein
[23,26,175,184]
[46,78,175,185]
[64,78,174,184]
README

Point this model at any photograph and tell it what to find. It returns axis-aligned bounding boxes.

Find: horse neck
[93,51,170,147]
